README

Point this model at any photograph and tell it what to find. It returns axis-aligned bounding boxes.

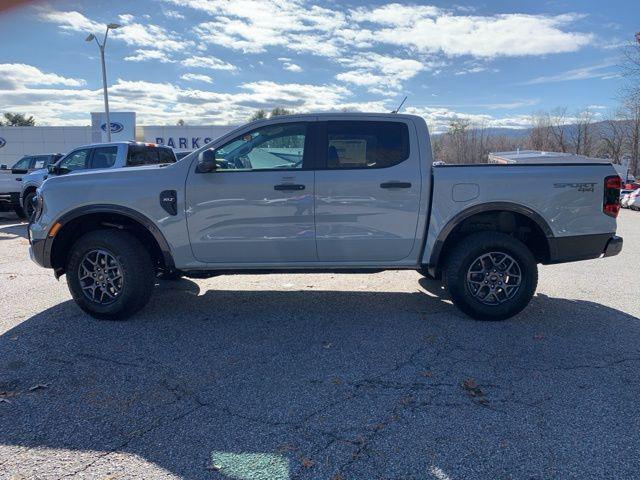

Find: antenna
[392,96,407,114]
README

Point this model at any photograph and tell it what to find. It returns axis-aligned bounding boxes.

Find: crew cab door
[186,121,317,264]
[314,119,421,262]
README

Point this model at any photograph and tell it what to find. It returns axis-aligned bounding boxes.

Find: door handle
[274,184,305,191]
[380,182,411,189]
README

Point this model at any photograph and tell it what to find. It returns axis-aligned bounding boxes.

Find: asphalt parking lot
[0,211,639,480]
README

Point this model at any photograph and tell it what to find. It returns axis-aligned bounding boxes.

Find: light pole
[86,23,121,142]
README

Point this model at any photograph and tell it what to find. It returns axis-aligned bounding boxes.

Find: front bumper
[29,237,50,268]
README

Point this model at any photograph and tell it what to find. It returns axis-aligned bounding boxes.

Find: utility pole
[86,23,121,142]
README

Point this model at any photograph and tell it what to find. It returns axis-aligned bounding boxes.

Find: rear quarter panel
[422,163,619,265]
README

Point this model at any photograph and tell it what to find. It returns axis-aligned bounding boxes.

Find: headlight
[32,193,44,221]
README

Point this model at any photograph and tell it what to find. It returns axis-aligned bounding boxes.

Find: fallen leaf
[331,474,345,480]
[276,442,297,453]
[420,370,434,378]
[533,333,545,340]
[462,378,484,398]
[322,342,333,349]
[300,457,315,468]
[399,395,414,405]
[331,377,342,385]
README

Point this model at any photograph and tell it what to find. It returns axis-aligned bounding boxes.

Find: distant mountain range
[433,120,634,139]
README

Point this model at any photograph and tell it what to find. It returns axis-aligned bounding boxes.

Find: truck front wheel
[442,232,538,321]
[66,229,155,320]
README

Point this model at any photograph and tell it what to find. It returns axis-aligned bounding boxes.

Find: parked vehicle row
[28,113,623,321]
[1,142,177,218]
[622,188,640,210]
[0,153,62,216]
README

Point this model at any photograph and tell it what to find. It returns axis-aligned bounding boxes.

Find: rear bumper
[603,235,623,257]
[547,233,622,264]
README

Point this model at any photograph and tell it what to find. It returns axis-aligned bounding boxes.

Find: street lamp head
[107,23,121,30]
[85,33,95,42]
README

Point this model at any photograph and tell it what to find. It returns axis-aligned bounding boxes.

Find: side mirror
[196,149,217,173]
[48,164,60,175]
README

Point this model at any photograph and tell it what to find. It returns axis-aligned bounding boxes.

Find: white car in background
[621,189,634,208]
[627,189,640,211]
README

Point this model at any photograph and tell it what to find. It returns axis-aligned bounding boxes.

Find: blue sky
[0,0,638,131]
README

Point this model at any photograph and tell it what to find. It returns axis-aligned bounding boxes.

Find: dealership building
[0,112,237,167]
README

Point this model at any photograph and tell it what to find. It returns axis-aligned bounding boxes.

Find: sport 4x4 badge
[553,182,596,192]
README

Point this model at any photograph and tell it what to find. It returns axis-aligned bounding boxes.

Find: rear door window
[33,155,51,169]
[324,121,409,169]
[127,146,176,166]
[89,146,118,169]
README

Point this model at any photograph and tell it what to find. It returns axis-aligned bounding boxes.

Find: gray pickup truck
[28,113,623,321]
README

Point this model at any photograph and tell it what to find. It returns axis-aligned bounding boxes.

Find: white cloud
[182,56,237,71]
[171,0,346,56]
[164,9,185,20]
[0,63,85,89]
[167,0,591,60]
[39,9,192,56]
[336,53,427,93]
[280,59,302,72]
[38,8,104,33]
[181,73,213,83]
[522,62,617,84]
[124,49,176,63]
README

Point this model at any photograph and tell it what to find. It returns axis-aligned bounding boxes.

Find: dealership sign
[101,122,125,134]
[0,137,6,148]
[91,112,135,142]
[154,137,215,149]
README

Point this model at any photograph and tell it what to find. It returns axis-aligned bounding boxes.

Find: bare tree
[570,108,595,156]
[548,107,570,153]
[598,114,626,164]
[527,112,552,151]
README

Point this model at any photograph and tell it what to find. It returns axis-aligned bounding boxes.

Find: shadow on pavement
[0,222,27,240]
[1,279,639,479]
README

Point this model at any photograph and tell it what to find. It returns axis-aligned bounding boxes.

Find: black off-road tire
[442,232,538,321]
[14,205,26,220]
[23,191,36,220]
[66,229,155,320]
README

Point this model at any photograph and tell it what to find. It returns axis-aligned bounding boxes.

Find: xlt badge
[159,190,178,215]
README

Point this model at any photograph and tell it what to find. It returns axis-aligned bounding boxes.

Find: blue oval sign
[0,137,6,148]
[101,122,124,134]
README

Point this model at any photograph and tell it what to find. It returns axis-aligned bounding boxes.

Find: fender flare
[427,202,554,273]
[48,204,175,272]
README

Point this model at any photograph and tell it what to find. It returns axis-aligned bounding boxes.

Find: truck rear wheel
[442,232,538,321]
[66,229,155,320]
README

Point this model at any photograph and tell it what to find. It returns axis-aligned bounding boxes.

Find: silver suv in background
[20,142,176,218]
[0,153,63,216]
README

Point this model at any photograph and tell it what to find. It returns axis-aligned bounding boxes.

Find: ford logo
[101,122,124,134]
[0,137,5,148]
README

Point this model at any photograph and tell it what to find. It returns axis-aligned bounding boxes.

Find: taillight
[604,175,621,218]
